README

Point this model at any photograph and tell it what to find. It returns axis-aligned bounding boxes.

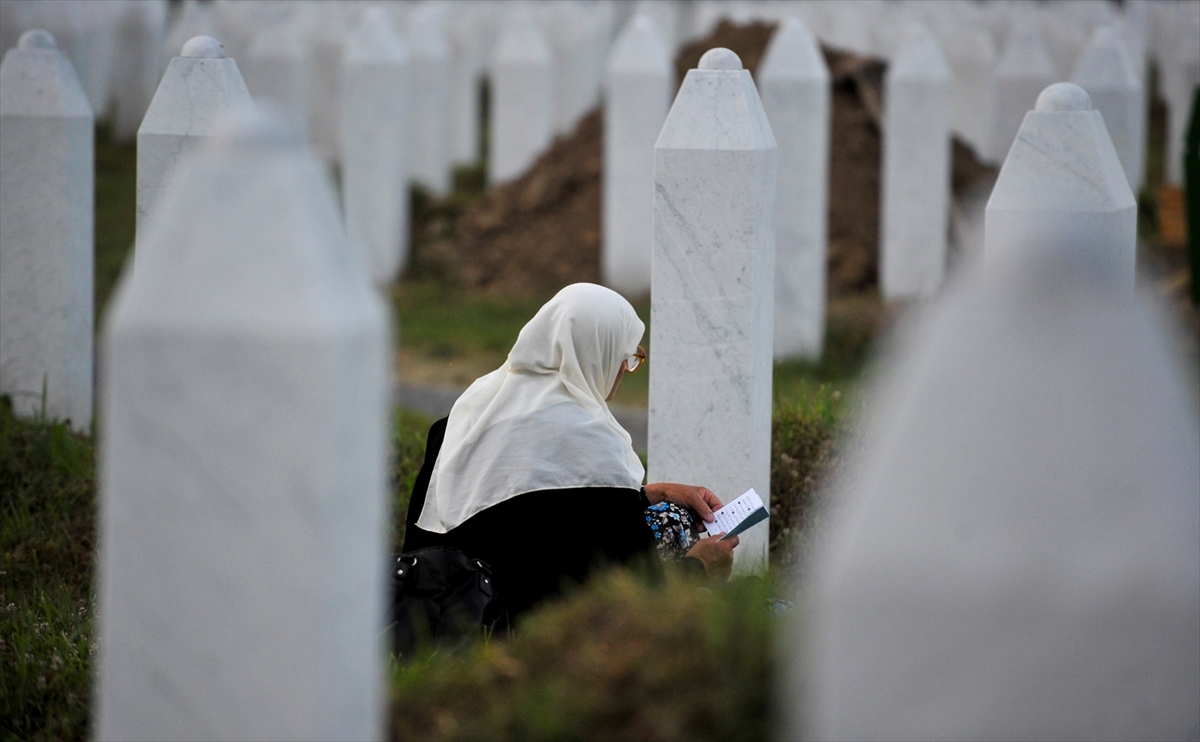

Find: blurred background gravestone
[0,29,93,431]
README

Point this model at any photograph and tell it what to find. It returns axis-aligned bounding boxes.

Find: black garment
[403,417,658,622]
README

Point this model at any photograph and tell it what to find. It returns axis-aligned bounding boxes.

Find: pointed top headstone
[659,49,775,152]
[1,29,91,119]
[986,82,1136,285]
[759,17,829,83]
[181,35,225,59]
[608,14,669,75]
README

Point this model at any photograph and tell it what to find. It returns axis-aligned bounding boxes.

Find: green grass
[0,397,95,742]
[94,124,136,323]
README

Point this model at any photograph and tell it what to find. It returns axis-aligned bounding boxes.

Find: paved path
[394,382,649,453]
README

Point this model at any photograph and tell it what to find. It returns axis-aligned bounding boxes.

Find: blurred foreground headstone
[602,13,670,298]
[243,19,310,142]
[795,79,1198,741]
[1072,25,1144,192]
[759,17,830,359]
[881,25,952,301]
[341,7,409,285]
[991,24,1056,163]
[0,30,93,431]
[137,36,253,268]
[986,83,1136,288]
[490,6,552,184]
[96,110,389,741]
[406,4,450,194]
[796,215,1200,742]
[650,48,776,573]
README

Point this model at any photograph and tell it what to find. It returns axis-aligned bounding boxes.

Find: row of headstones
[604,7,1175,359]
[2,20,1195,738]
[6,0,1194,185]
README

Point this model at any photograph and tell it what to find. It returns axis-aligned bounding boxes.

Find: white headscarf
[416,283,647,533]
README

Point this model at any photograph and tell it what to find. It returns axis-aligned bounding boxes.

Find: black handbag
[385,546,503,656]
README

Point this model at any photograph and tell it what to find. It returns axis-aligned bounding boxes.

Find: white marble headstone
[341,7,409,285]
[650,48,777,573]
[136,35,253,268]
[406,3,451,194]
[96,110,389,741]
[489,5,553,184]
[0,30,94,431]
[985,83,1137,289]
[602,14,671,298]
[1072,25,1145,192]
[796,208,1200,741]
[881,25,953,301]
[243,19,310,142]
[759,17,831,360]
[992,23,1057,163]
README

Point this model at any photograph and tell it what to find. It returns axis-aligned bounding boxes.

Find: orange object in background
[1159,184,1187,246]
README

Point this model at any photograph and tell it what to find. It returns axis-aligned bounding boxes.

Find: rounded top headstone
[1035,82,1092,112]
[181,36,225,59]
[17,29,57,50]
[698,48,743,70]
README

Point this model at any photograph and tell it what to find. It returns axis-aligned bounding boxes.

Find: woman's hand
[685,534,739,581]
[643,482,723,524]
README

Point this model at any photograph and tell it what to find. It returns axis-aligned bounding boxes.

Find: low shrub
[390,568,777,742]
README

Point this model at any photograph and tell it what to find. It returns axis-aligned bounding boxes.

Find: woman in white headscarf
[404,283,738,620]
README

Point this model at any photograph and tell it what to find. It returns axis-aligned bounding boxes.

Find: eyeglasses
[625,345,647,373]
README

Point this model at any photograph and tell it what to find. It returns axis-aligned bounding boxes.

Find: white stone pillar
[112,0,167,142]
[602,14,670,299]
[941,20,997,161]
[406,4,451,194]
[449,8,485,165]
[301,2,347,165]
[760,17,831,360]
[881,26,952,301]
[634,0,679,57]
[986,83,1136,288]
[650,48,776,573]
[341,8,409,286]
[797,178,1199,742]
[0,30,93,431]
[992,24,1056,162]
[243,20,310,142]
[137,36,253,269]
[489,6,553,184]
[1072,26,1144,192]
[96,110,389,742]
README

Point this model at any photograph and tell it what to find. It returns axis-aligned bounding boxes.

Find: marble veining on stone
[650,49,776,573]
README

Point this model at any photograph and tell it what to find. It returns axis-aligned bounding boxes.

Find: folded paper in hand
[705,489,768,541]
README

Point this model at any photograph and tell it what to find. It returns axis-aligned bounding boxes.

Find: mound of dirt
[419,19,994,298]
